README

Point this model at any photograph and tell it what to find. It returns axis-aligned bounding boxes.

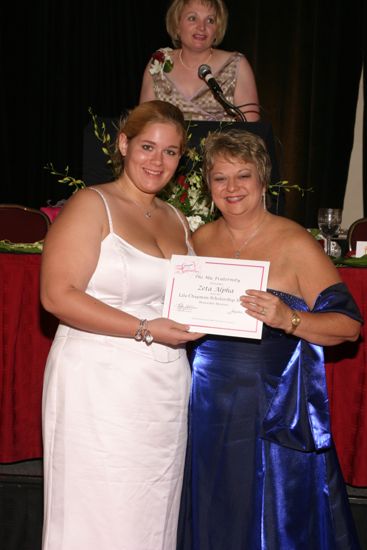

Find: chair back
[0,204,50,243]
[347,217,367,252]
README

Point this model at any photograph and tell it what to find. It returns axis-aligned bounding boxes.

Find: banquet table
[325,266,367,487]
[0,253,366,486]
[0,253,57,463]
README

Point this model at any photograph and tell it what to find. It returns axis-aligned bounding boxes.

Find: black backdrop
[0,0,365,226]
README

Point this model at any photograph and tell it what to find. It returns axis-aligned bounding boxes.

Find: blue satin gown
[178,283,362,550]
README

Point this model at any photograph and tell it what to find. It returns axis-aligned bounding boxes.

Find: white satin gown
[42,188,194,550]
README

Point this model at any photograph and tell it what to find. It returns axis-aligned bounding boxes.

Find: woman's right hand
[146,318,204,346]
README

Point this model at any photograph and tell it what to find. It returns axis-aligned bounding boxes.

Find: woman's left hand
[240,289,291,331]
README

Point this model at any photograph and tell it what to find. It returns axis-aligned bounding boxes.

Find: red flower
[177,175,189,189]
[179,192,188,204]
[152,50,165,63]
[149,48,174,75]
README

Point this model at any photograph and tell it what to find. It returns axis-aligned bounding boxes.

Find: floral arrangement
[159,136,214,231]
[45,110,312,231]
[149,48,174,77]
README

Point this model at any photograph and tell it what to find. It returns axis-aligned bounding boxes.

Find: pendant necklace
[223,214,267,258]
[130,198,157,219]
[179,48,213,71]
[115,182,157,219]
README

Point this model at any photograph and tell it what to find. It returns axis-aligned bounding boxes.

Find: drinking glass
[317,208,342,256]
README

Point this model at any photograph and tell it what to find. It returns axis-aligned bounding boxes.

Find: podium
[82,117,283,213]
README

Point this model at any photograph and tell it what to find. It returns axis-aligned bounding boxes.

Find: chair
[347,217,367,252]
[0,204,50,243]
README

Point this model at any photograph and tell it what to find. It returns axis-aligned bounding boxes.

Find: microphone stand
[198,64,248,122]
[214,91,247,122]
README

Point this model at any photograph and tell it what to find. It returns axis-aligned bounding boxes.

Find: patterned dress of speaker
[151,51,243,121]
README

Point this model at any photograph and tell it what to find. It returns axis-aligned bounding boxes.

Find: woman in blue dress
[178,129,362,549]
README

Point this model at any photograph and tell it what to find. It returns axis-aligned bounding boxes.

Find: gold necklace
[179,48,213,71]
[223,214,267,258]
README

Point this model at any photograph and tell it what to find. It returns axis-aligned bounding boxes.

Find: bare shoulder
[217,50,253,71]
[54,186,106,217]
[265,214,342,303]
[279,215,341,279]
[212,49,239,65]
[192,220,219,252]
[46,186,109,241]
[235,54,258,85]
[277,216,319,245]
[141,62,150,77]
[271,215,325,252]
[266,213,297,231]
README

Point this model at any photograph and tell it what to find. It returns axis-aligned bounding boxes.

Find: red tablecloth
[325,267,367,486]
[0,255,366,486]
[0,253,57,462]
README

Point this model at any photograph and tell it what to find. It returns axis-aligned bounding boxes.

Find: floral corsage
[149,47,174,77]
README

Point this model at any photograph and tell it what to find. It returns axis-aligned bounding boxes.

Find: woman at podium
[139,0,260,122]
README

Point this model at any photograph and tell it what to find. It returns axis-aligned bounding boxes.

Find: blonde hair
[111,100,187,178]
[166,0,228,48]
[202,130,272,188]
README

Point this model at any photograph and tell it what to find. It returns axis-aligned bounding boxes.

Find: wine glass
[317,208,342,256]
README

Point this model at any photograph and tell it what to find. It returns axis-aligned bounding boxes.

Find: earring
[210,200,215,216]
[262,193,267,210]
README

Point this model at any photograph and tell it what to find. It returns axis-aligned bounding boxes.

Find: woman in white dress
[41,100,202,550]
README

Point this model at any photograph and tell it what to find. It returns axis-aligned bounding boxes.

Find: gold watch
[286,310,301,334]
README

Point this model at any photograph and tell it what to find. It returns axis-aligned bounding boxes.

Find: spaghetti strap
[166,202,195,255]
[89,187,114,233]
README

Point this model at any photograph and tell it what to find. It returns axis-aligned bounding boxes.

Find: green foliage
[45,109,312,228]
[44,162,86,193]
[269,180,313,197]
[88,106,113,166]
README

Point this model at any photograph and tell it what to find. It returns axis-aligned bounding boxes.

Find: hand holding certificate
[163,255,270,339]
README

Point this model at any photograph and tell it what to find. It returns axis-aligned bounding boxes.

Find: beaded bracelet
[134,318,154,345]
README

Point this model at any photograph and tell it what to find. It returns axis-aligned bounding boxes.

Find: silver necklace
[131,199,157,219]
[115,182,157,219]
[179,48,213,71]
[223,214,267,258]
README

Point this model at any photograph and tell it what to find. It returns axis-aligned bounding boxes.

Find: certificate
[163,255,270,339]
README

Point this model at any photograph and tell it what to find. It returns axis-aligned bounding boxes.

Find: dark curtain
[0,0,365,227]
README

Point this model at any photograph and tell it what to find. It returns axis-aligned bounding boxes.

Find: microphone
[198,64,247,122]
[198,64,223,96]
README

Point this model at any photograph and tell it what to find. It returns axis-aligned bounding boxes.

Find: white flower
[149,48,174,77]
[150,60,163,75]
[194,202,210,217]
[187,215,206,232]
